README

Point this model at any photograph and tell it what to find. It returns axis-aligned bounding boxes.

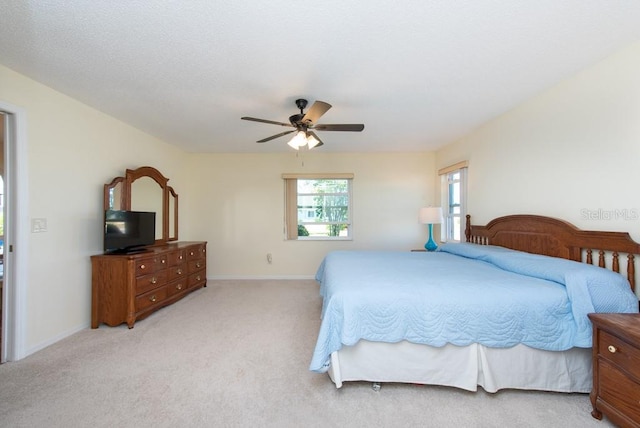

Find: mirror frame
[103,166,179,244]
[168,185,179,242]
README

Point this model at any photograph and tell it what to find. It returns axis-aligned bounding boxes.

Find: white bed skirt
[327,340,592,393]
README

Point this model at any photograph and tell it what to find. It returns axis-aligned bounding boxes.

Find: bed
[310,214,640,393]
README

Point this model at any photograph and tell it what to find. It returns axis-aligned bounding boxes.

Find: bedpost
[628,254,636,293]
[465,215,471,242]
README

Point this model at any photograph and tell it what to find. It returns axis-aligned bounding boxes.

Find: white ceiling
[1,1,639,153]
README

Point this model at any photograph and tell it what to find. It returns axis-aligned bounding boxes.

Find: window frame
[283,173,354,241]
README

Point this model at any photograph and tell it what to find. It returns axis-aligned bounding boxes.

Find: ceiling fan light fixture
[287,131,307,149]
[306,133,321,149]
[241,99,364,148]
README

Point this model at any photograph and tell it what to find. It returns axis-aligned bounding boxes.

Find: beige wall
[436,41,640,296]
[182,152,436,278]
[0,64,187,354]
[3,39,639,357]
[0,64,437,356]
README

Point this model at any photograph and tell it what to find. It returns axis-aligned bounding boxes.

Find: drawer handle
[140,264,146,270]
[196,275,201,281]
[190,251,195,256]
[162,259,166,264]
[176,284,183,290]
[607,345,617,354]
[179,255,183,260]
[149,295,157,302]
[177,268,183,275]
[150,277,157,284]
[196,262,202,268]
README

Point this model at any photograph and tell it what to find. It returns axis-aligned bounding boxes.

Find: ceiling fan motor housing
[241,98,363,145]
[295,98,308,111]
[289,114,305,126]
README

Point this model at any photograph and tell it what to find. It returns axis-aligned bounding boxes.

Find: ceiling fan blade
[307,131,324,148]
[256,130,295,143]
[302,101,332,124]
[314,124,364,132]
[241,117,294,127]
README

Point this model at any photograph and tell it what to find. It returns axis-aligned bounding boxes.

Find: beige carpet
[0,280,614,428]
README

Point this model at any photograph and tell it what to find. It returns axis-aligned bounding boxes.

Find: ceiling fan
[241,99,364,149]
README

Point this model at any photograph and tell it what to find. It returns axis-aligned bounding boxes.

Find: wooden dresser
[588,313,640,427]
[91,241,207,328]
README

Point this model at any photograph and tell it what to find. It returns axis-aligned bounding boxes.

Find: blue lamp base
[424,223,438,251]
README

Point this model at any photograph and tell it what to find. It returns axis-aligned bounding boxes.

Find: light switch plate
[31,218,47,233]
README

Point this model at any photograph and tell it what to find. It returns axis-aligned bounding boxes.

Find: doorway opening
[0,102,28,363]
[0,114,4,360]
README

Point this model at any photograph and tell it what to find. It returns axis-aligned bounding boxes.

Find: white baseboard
[24,322,89,359]
[207,275,316,281]
[19,278,314,360]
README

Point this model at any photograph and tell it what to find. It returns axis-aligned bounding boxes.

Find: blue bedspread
[309,243,638,373]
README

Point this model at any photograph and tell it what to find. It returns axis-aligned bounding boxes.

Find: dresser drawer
[168,265,187,281]
[136,286,168,312]
[599,330,640,381]
[188,259,206,272]
[188,270,206,288]
[135,255,168,276]
[598,359,640,422]
[136,270,168,295]
[186,244,206,260]
[166,279,188,297]
[167,250,186,266]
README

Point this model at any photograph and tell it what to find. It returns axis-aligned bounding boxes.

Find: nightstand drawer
[598,359,640,422]
[599,330,640,381]
[588,313,640,426]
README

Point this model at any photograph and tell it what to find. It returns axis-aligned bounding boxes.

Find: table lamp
[419,207,443,251]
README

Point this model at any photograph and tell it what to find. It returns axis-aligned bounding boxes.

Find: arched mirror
[103,166,179,244]
[131,176,164,240]
[105,177,125,211]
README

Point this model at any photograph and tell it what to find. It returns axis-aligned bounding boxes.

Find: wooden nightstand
[588,313,640,427]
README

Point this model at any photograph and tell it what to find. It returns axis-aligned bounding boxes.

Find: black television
[104,210,156,254]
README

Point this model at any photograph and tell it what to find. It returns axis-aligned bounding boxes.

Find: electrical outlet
[267,253,273,264]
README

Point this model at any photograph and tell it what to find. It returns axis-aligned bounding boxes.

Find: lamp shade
[418,207,443,224]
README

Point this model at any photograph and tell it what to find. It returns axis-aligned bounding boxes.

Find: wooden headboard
[465,214,640,292]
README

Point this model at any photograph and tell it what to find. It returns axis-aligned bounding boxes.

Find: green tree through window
[312,179,348,236]
[286,176,352,239]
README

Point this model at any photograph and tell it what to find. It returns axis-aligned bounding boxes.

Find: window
[283,173,353,240]
[439,162,468,242]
